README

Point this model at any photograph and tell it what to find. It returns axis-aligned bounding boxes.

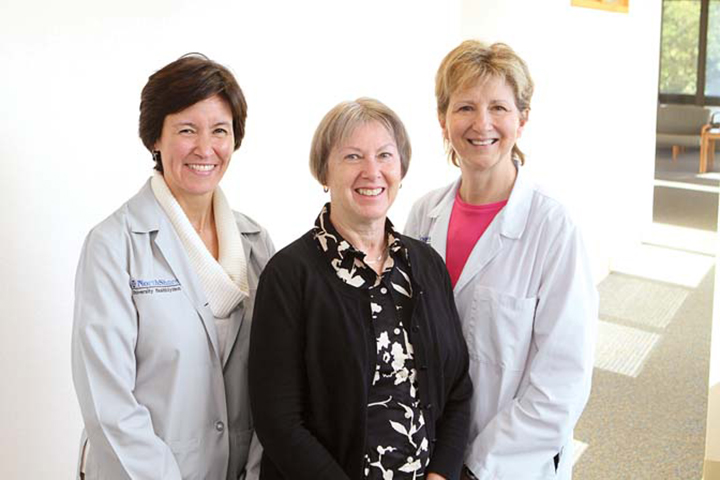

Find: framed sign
[571,0,629,13]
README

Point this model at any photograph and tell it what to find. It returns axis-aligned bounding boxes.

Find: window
[659,0,720,105]
[707,2,720,97]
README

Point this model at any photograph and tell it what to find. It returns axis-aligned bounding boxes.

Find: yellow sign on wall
[571,0,629,14]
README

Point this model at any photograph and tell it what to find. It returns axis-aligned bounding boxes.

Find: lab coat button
[215,421,225,432]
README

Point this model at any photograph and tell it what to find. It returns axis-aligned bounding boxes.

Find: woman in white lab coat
[71,54,274,480]
[405,41,597,480]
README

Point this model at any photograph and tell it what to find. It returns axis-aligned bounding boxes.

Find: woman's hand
[427,474,447,480]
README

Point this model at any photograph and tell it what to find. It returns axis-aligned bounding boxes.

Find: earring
[152,150,161,163]
[323,186,329,193]
[400,183,403,189]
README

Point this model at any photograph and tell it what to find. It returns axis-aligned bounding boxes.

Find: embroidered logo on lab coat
[130,278,181,295]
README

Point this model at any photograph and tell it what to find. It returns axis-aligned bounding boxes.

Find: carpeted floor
[573,147,717,479]
[654,147,720,188]
[653,147,719,232]
[653,186,718,232]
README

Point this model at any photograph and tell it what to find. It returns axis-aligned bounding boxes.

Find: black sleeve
[248,255,351,480]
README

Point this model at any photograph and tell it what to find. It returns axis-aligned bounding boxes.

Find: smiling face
[326,121,402,229]
[153,94,234,204]
[441,75,527,176]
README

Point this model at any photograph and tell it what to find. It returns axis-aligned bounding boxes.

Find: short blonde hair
[309,97,411,185]
[435,40,534,165]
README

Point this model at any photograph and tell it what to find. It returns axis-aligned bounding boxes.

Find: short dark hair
[139,53,247,172]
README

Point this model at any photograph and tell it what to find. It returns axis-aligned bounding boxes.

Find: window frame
[658,0,720,106]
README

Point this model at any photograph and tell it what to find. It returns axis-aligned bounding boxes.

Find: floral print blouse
[313,204,430,479]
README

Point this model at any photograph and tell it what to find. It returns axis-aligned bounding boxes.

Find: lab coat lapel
[453,221,503,294]
[153,221,222,361]
[128,181,221,361]
[453,164,532,294]
[220,233,254,368]
[220,212,261,368]
[427,179,460,262]
[426,177,503,293]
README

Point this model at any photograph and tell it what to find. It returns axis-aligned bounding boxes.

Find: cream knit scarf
[151,174,248,318]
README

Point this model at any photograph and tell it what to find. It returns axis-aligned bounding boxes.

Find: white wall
[706,216,720,477]
[0,1,661,477]
[0,1,462,477]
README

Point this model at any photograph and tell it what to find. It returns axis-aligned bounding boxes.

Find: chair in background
[700,112,720,174]
[656,104,711,163]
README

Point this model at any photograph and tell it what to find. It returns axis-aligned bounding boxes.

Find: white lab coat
[405,166,597,480]
[71,180,275,480]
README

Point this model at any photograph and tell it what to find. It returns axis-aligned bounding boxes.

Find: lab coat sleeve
[248,259,350,480]
[71,228,183,480]
[466,220,597,480]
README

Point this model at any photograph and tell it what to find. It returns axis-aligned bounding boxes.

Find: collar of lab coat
[127,179,261,235]
[124,179,258,366]
[428,161,533,240]
[427,162,534,293]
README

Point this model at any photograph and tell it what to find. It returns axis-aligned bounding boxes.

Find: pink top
[446,190,507,288]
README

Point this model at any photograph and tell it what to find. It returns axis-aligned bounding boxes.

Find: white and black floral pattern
[313,204,430,480]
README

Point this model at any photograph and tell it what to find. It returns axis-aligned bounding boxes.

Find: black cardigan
[248,230,472,480]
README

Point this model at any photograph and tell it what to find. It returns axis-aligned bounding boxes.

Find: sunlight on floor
[599,274,689,329]
[654,179,719,193]
[697,172,720,182]
[594,320,661,378]
[610,242,715,288]
[644,222,718,256]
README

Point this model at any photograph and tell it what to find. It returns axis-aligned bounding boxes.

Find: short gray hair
[309,97,411,185]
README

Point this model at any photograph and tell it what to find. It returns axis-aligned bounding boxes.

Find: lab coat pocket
[467,285,536,371]
[169,436,201,477]
[132,289,209,362]
[168,436,200,454]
